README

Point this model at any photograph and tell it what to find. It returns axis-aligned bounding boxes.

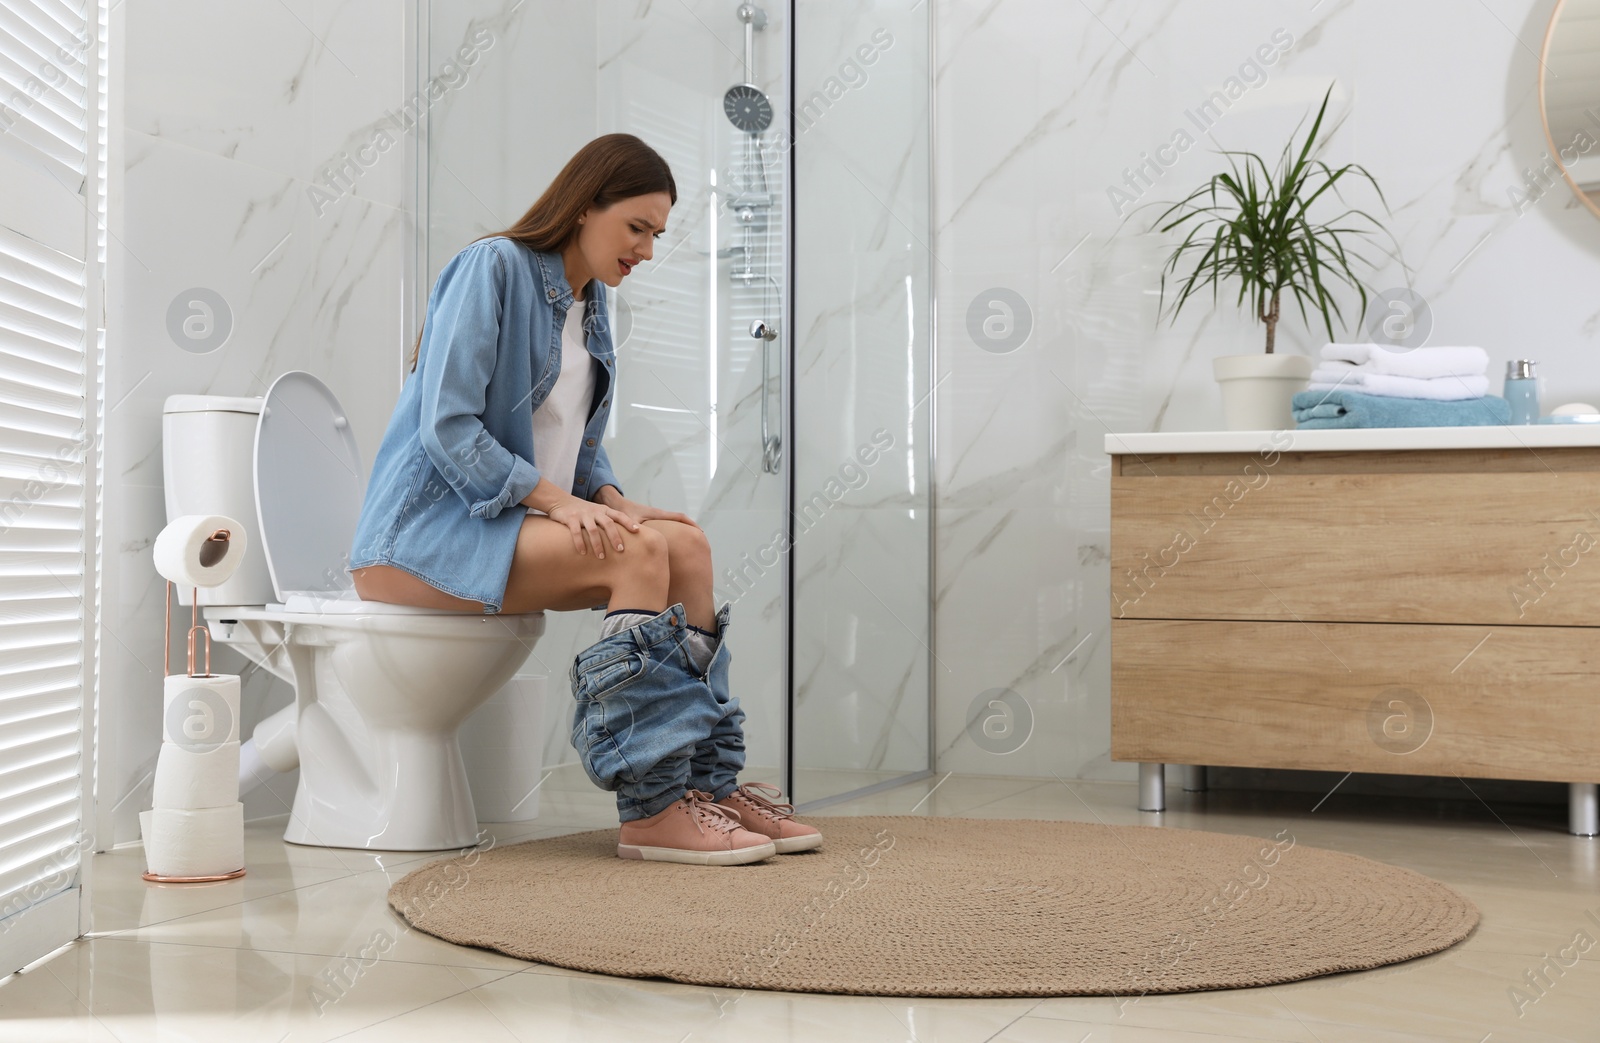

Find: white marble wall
[930,0,1600,782]
[425,2,595,283]
[790,1,933,796]
[101,0,412,846]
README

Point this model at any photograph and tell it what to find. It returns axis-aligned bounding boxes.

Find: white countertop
[1104,424,1600,454]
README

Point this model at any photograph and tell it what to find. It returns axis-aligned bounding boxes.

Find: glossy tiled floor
[3,769,1598,1042]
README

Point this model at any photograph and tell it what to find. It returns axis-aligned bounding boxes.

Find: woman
[346,134,820,866]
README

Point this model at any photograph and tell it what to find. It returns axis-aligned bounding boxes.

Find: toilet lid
[254,371,365,603]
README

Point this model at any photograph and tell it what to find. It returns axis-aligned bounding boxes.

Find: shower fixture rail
[751,318,781,472]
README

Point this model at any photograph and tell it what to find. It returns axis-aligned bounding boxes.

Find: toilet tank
[161,394,275,608]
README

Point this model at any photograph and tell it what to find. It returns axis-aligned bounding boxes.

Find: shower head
[723,83,772,133]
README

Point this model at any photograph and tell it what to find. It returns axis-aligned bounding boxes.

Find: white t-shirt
[528,299,598,516]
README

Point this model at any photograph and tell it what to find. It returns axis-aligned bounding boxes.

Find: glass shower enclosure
[417,1,932,808]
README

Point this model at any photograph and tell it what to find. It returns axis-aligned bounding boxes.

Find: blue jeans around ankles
[686,600,746,798]
[569,601,746,822]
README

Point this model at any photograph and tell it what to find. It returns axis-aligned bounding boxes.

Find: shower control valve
[750,320,778,341]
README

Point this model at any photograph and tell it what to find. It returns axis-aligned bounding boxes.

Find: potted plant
[1149,85,1398,431]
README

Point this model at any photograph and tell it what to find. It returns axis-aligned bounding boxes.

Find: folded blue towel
[1291,389,1513,429]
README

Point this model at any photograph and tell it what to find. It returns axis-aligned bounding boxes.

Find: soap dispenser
[1505,360,1540,424]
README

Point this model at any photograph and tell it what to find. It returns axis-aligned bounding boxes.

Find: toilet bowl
[163,371,545,851]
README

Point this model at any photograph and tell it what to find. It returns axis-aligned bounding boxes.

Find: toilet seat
[250,372,541,622]
[278,592,441,615]
[205,601,544,649]
[254,371,367,606]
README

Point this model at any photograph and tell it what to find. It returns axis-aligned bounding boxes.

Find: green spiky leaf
[1141,84,1406,353]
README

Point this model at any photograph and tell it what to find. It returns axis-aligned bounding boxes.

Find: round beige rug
[386,815,1478,997]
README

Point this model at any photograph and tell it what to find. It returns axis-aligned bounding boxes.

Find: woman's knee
[623,523,671,575]
[642,520,711,581]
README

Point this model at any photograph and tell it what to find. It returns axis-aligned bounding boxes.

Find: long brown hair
[408,133,677,373]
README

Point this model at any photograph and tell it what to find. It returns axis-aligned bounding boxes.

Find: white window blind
[0,0,102,977]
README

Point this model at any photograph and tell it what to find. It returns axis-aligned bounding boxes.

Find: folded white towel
[1321,343,1489,379]
[1307,368,1490,401]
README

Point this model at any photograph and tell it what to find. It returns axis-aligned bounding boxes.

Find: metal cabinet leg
[1178,765,1208,792]
[1139,763,1165,812]
[1571,783,1598,837]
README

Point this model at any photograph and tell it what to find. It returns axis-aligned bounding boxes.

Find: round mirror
[1540,0,1600,218]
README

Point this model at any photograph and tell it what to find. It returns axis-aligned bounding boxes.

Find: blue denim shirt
[346,237,623,613]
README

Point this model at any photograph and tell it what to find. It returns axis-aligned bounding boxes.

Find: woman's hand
[546,500,640,559]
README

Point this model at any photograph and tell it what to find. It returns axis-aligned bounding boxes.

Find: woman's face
[577,192,672,288]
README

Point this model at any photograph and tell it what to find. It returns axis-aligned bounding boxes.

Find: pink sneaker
[717,782,823,853]
[617,790,777,865]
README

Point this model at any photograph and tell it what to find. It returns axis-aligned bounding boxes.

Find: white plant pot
[1212,354,1314,431]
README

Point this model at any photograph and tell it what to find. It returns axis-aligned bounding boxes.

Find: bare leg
[646,519,716,632]
[498,517,669,615]
[353,517,672,617]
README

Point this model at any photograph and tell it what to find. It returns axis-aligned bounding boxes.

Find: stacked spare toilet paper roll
[140,513,250,882]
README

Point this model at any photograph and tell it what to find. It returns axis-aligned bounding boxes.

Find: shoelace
[729,781,796,822]
[683,789,746,835]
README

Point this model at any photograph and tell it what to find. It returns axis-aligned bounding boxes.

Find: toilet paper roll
[163,672,240,748]
[153,514,248,588]
[139,803,245,878]
[153,740,240,809]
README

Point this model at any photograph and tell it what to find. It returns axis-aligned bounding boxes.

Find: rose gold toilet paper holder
[147,526,247,884]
